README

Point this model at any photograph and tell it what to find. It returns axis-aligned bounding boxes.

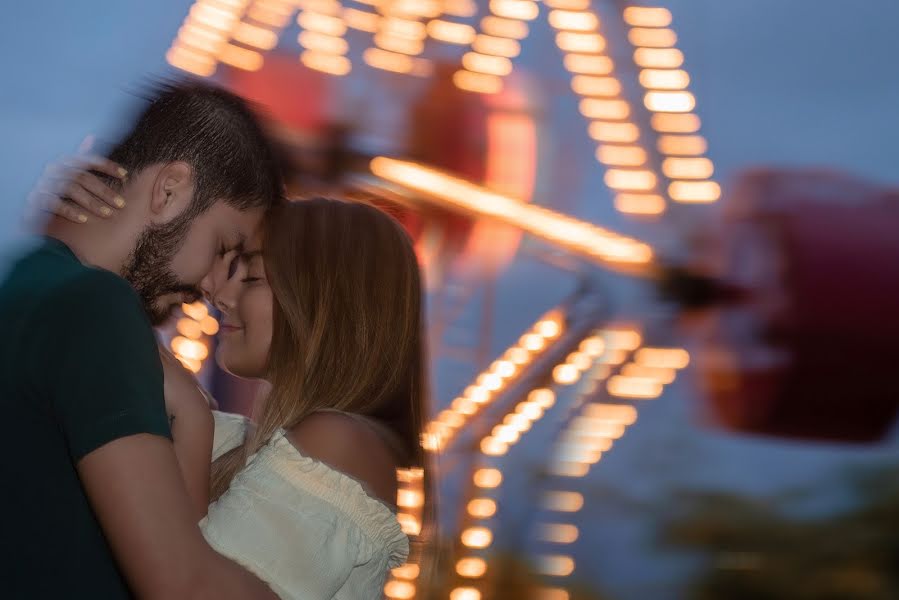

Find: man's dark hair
[107,80,284,217]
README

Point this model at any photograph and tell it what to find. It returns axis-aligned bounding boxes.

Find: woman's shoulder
[284,411,399,510]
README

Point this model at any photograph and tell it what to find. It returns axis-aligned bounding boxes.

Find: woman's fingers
[26,188,89,223]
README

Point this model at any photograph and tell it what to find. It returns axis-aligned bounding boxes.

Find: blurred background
[3,1,899,598]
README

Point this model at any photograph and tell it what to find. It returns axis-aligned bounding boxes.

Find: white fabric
[200,411,409,599]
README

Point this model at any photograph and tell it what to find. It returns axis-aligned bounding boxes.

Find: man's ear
[149,162,193,222]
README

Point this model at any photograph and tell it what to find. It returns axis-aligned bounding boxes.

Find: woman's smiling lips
[220,323,243,335]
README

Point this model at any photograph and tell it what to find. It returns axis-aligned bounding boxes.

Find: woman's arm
[160,347,214,519]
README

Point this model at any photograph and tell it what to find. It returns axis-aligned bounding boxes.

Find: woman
[36,160,429,599]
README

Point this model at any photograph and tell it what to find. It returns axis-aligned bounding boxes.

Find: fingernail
[77,214,88,223]
[117,167,128,178]
[114,195,126,208]
[100,206,112,217]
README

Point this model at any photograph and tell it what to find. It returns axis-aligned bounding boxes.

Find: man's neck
[44,218,128,275]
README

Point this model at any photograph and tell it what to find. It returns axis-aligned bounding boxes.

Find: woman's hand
[26,155,128,225]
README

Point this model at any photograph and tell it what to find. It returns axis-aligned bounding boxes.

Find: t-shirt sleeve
[36,270,171,461]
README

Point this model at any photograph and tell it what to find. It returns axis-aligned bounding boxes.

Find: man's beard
[122,212,202,326]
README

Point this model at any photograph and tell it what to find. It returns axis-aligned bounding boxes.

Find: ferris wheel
[164,1,899,598]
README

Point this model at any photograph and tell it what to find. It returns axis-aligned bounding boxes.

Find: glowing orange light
[615,193,665,215]
[634,47,684,69]
[639,68,690,90]
[668,180,721,203]
[579,98,630,120]
[467,498,497,518]
[588,121,640,143]
[538,555,576,577]
[571,75,621,97]
[645,90,696,113]
[596,145,647,167]
[462,52,513,76]
[563,53,614,75]
[453,69,504,94]
[548,9,598,31]
[662,157,714,179]
[537,523,580,544]
[623,6,672,27]
[555,31,606,53]
[456,557,488,578]
[542,491,584,512]
[301,50,351,75]
[461,526,494,549]
[472,34,522,58]
[651,113,701,133]
[490,0,539,21]
[604,169,657,191]
[480,15,530,39]
[628,27,677,47]
[473,468,503,488]
[657,134,707,155]
[427,19,476,44]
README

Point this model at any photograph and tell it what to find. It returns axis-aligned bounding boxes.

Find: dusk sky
[3,2,898,597]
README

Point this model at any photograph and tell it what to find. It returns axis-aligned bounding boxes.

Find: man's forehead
[220,204,265,248]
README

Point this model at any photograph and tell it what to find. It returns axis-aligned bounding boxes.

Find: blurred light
[461,527,493,549]
[298,0,341,15]
[182,302,209,321]
[596,145,647,167]
[465,385,490,403]
[553,364,579,385]
[478,373,503,391]
[177,356,203,373]
[444,0,478,17]
[566,351,593,371]
[177,318,203,339]
[391,564,420,580]
[247,3,293,27]
[343,7,380,31]
[473,34,522,58]
[583,403,638,425]
[580,336,605,356]
[167,47,217,77]
[657,134,707,155]
[571,75,621,97]
[536,319,562,338]
[450,588,482,600]
[490,0,539,21]
[480,436,509,456]
[639,68,689,90]
[620,363,676,385]
[480,17,529,43]
[232,21,280,50]
[199,315,219,335]
[604,328,642,350]
[662,157,714,179]
[505,413,532,431]
[628,27,677,47]
[384,580,416,599]
[462,52,513,76]
[521,333,546,351]
[556,32,605,53]
[374,33,425,55]
[428,19,476,44]
[615,193,665,215]
[506,347,531,365]
[669,180,721,202]
[218,43,264,71]
[297,11,347,36]
[635,348,691,369]
[397,489,425,508]
[516,401,544,420]
[301,50,351,75]
[454,69,504,94]
[492,425,520,443]
[548,9,598,31]
[529,388,556,409]
[579,98,630,120]
[452,397,478,415]
[538,555,576,577]
[382,17,427,40]
[369,158,653,266]
[542,491,584,512]
[190,3,239,30]
[546,0,589,8]
[467,498,497,518]
[397,512,422,535]
[607,375,663,399]
[604,169,657,191]
[645,90,695,113]
[491,359,517,377]
[588,121,640,143]
[536,588,570,600]
[634,47,684,68]
[623,6,672,27]
[392,0,441,17]
[651,113,701,133]
[551,461,590,477]
[456,557,487,578]
[537,523,579,544]
[299,30,349,54]
[473,468,503,488]
[563,53,613,75]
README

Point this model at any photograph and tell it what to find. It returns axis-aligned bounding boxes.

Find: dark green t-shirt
[0,237,171,598]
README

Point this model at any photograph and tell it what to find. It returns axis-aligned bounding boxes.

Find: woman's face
[212,230,273,379]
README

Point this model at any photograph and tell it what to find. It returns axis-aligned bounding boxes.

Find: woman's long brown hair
[210,198,430,502]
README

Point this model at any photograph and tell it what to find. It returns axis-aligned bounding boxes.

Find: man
[0,82,281,598]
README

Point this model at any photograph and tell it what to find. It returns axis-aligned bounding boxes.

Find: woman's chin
[215,346,264,380]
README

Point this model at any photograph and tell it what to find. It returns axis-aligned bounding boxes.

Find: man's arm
[78,433,278,600]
